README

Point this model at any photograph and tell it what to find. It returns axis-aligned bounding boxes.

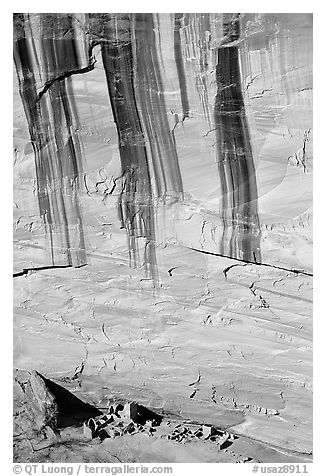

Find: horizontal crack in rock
[13,264,87,278]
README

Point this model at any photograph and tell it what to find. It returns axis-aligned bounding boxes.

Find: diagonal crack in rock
[187,247,313,277]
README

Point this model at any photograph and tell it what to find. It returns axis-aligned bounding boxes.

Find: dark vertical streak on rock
[174,13,190,120]
[154,14,165,77]
[99,14,158,284]
[183,13,213,128]
[133,13,184,199]
[13,14,87,267]
[197,14,213,128]
[214,14,261,262]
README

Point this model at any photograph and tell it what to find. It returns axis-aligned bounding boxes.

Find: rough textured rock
[13,13,312,463]
[14,370,102,443]
[16,370,59,432]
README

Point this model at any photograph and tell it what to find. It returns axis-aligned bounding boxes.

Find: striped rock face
[13,13,312,463]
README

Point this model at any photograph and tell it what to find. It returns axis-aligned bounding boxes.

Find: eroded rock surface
[13,13,312,463]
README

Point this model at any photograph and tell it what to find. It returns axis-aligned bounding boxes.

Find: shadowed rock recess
[13,13,312,463]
